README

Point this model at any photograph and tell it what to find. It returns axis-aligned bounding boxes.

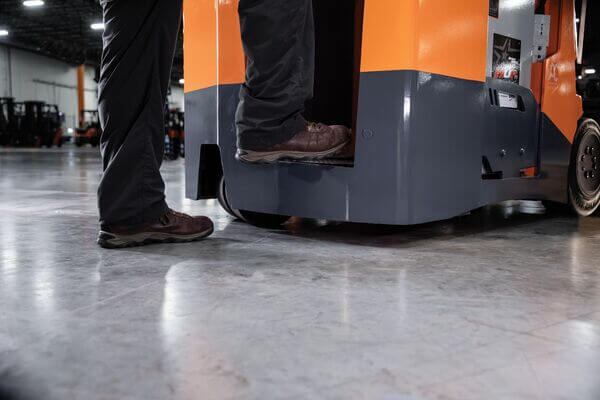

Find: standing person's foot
[237,122,351,163]
[98,209,214,249]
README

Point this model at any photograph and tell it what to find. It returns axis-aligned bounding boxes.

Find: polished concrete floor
[1,147,600,400]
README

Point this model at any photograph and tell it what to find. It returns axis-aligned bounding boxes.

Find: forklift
[178,110,185,158]
[74,110,101,147]
[0,97,16,146]
[9,101,25,147]
[20,101,45,147]
[10,101,63,148]
[40,104,64,147]
[184,0,599,226]
[164,108,185,160]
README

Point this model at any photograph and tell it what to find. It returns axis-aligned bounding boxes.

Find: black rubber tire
[568,119,600,217]
[217,175,239,218]
[541,200,569,214]
[236,209,291,228]
[217,176,290,227]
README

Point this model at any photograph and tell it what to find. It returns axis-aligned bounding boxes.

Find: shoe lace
[307,122,325,133]
[159,208,191,225]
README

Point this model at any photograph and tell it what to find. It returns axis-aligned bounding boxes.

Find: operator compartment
[300,0,364,167]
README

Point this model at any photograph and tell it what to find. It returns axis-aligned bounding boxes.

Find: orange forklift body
[183,0,588,224]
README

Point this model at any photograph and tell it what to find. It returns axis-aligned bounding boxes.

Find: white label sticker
[497,92,519,109]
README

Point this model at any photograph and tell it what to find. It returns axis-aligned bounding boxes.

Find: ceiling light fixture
[23,0,45,7]
[90,23,105,31]
[0,30,8,37]
[584,68,596,75]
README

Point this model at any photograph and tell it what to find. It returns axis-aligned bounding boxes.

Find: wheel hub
[576,134,600,196]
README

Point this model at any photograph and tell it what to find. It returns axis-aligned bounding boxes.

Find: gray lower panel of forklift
[185,70,572,225]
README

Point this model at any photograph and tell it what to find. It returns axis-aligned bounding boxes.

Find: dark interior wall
[575,0,599,66]
[304,0,361,128]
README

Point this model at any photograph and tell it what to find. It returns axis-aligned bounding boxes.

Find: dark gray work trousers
[97,0,314,226]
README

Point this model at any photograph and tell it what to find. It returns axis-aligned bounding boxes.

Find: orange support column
[76,64,85,128]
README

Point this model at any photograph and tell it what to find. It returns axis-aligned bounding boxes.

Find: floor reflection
[1,148,600,400]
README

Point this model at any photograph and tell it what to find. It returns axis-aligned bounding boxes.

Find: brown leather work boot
[98,209,214,249]
[237,122,351,163]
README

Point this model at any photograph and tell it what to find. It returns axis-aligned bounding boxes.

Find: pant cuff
[101,199,169,228]
[237,113,307,151]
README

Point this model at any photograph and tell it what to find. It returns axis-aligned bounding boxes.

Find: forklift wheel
[541,200,569,215]
[217,176,290,227]
[237,210,291,228]
[217,175,238,218]
[568,119,600,217]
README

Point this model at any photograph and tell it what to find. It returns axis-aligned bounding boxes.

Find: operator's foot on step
[97,209,214,249]
[237,122,351,163]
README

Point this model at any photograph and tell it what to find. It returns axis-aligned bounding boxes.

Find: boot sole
[97,226,214,249]
[238,140,349,163]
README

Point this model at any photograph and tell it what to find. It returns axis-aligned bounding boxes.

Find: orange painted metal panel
[217,0,246,87]
[360,0,488,82]
[184,0,245,93]
[540,0,583,143]
[186,0,489,89]
[360,0,415,75]
[183,0,217,93]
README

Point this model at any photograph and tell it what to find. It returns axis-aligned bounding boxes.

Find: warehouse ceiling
[0,0,183,84]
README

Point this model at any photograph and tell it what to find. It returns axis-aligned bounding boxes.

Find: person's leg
[236,0,314,151]
[97,0,178,226]
[96,0,213,248]
[236,0,350,162]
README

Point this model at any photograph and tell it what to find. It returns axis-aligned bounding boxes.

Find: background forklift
[1,98,64,147]
[164,108,185,160]
[40,103,64,147]
[184,0,599,226]
[0,97,16,146]
[21,101,44,147]
[74,110,101,147]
